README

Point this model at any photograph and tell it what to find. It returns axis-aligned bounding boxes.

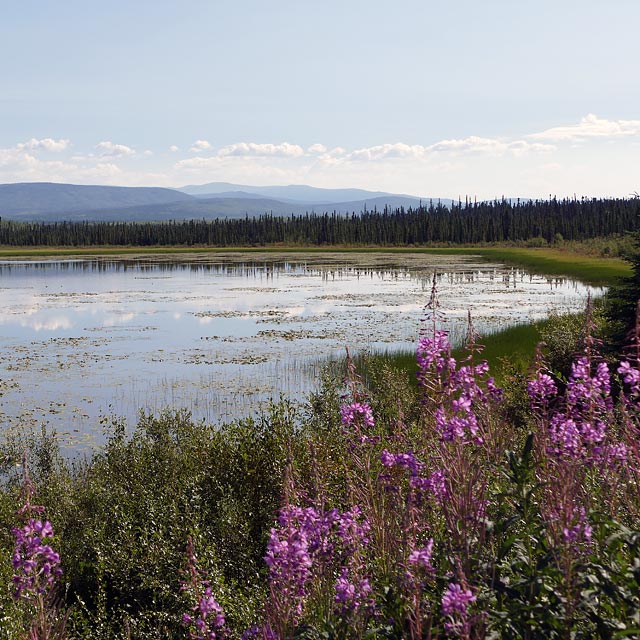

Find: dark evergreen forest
[1,197,638,247]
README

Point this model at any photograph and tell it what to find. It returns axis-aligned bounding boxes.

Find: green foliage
[539,306,606,379]
[1,404,301,638]
[605,231,640,351]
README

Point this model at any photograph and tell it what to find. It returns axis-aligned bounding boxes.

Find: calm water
[0,252,602,452]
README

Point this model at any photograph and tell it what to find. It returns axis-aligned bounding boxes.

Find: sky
[1,0,639,199]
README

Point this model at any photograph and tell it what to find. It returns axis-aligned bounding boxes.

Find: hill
[0,181,451,222]
[4,195,430,222]
[0,182,194,216]
[178,181,424,205]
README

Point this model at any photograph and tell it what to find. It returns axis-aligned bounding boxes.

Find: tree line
[1,196,638,247]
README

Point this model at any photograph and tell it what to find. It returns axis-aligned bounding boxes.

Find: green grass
[368,318,552,386]
[443,247,630,285]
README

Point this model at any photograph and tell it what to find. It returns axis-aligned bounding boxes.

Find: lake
[0,252,602,452]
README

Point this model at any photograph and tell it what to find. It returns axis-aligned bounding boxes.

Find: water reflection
[0,254,603,453]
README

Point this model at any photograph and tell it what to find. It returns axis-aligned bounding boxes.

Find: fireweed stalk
[337,352,399,581]
[181,536,227,640]
[11,453,67,640]
[417,314,502,625]
[441,582,477,638]
[332,306,501,636]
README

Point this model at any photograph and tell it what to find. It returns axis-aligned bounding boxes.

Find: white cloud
[76,162,123,178]
[504,140,556,156]
[428,136,502,153]
[169,145,180,152]
[96,141,136,157]
[308,143,327,154]
[347,143,427,161]
[330,138,554,163]
[17,138,71,152]
[175,156,223,171]
[426,136,555,156]
[0,142,124,184]
[143,150,153,157]
[0,147,38,170]
[218,142,305,157]
[190,139,212,152]
[529,114,640,142]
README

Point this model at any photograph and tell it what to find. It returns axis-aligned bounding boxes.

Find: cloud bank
[529,114,640,142]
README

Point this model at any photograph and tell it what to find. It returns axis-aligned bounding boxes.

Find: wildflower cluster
[418,329,499,443]
[12,518,63,600]
[264,503,373,631]
[529,352,627,465]
[6,302,640,638]
[8,455,68,640]
[407,540,434,574]
[618,359,640,394]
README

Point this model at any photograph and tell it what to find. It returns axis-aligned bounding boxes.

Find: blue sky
[1,0,639,198]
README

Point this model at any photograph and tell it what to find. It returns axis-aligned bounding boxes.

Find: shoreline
[0,244,630,284]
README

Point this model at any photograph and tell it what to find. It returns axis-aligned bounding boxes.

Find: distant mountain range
[179,182,425,205]
[0,181,453,222]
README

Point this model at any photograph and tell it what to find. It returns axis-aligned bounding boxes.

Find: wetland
[0,252,603,453]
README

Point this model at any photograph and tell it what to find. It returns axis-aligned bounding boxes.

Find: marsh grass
[353,318,551,389]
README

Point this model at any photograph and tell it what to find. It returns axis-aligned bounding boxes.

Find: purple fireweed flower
[410,469,448,503]
[442,582,476,616]
[618,360,640,395]
[340,402,375,429]
[380,449,423,475]
[417,330,455,377]
[265,505,371,621]
[528,371,558,405]
[486,376,503,400]
[181,537,227,640]
[183,587,226,640]
[418,328,501,446]
[407,540,434,572]
[435,405,482,443]
[334,506,370,555]
[548,415,583,458]
[537,353,625,464]
[334,566,373,614]
[601,442,628,466]
[265,523,314,617]
[561,506,593,549]
[566,357,613,413]
[12,518,63,600]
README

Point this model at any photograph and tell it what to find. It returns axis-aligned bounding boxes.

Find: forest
[1,197,639,247]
